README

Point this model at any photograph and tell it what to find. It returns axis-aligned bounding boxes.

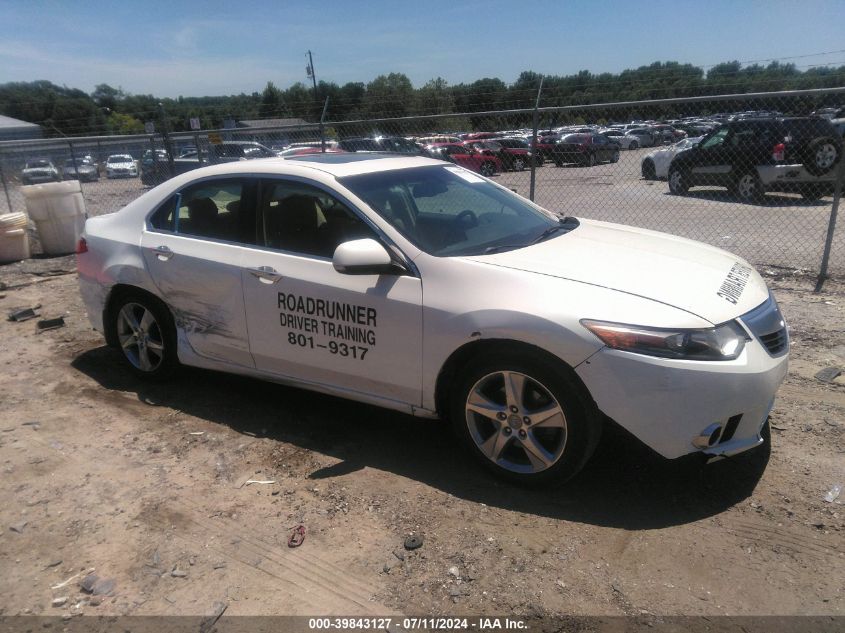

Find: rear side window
[148,178,257,244]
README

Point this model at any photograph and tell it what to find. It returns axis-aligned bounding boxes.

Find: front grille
[740,292,789,357]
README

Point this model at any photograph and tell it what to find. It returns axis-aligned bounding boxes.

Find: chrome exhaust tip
[693,423,723,449]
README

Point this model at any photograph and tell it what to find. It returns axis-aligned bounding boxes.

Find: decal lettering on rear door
[717,262,752,304]
[277,292,376,359]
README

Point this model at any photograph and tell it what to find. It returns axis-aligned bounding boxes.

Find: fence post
[194,133,203,165]
[320,96,330,152]
[0,158,12,214]
[529,76,544,202]
[814,155,845,292]
[67,140,79,173]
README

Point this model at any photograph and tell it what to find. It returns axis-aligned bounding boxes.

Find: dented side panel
[139,230,254,368]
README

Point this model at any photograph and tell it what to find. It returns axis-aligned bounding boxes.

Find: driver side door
[240,177,424,407]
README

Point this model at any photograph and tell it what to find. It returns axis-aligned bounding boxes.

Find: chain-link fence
[1,87,843,278]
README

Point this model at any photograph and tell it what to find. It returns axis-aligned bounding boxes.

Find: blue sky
[2,0,844,97]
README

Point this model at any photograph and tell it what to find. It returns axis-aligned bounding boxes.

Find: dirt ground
[0,255,843,622]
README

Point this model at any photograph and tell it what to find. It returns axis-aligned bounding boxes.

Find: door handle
[153,245,174,261]
[247,266,283,284]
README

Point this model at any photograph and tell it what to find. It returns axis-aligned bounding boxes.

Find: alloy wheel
[116,302,166,372]
[464,371,568,474]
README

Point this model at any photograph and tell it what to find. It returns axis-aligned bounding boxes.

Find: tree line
[1,60,843,138]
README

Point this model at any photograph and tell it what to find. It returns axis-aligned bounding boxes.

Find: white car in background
[105,154,138,179]
[624,128,657,148]
[599,129,642,149]
[641,136,703,180]
[77,154,788,486]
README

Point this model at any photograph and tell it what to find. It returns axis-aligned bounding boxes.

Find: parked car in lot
[463,139,533,171]
[641,136,703,180]
[496,137,543,167]
[338,136,425,155]
[425,143,502,176]
[624,128,657,148]
[21,158,61,184]
[141,142,278,186]
[77,154,789,485]
[668,117,842,201]
[62,158,99,182]
[106,154,138,179]
[550,133,620,167]
[599,129,641,149]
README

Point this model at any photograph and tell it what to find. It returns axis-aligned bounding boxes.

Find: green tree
[258,81,284,119]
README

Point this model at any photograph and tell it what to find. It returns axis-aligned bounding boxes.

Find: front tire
[450,351,601,486]
[642,159,657,180]
[511,157,526,172]
[629,141,639,150]
[480,161,496,177]
[111,291,178,380]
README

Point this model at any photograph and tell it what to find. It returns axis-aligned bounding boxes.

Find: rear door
[141,177,258,367]
[240,177,423,406]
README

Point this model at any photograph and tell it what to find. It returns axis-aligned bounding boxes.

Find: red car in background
[425,143,503,176]
[463,139,535,171]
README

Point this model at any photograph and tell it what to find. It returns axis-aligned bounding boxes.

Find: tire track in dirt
[20,418,391,615]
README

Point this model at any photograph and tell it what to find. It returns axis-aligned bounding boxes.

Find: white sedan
[641,136,703,180]
[599,129,641,149]
[105,154,138,179]
[77,154,788,485]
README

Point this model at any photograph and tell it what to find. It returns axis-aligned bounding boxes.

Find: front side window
[340,165,562,257]
[700,127,730,150]
[259,180,377,258]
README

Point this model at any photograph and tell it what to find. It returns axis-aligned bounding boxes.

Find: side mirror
[333,238,397,275]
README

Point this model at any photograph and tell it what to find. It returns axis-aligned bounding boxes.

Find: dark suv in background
[667,117,842,201]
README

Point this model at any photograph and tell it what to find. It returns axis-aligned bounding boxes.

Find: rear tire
[450,350,602,487]
[110,290,178,381]
[629,141,639,150]
[611,150,620,163]
[734,172,763,202]
[803,137,841,176]
[480,161,496,177]
[642,159,657,180]
[668,167,689,195]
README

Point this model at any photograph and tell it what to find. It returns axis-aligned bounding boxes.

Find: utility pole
[306,50,326,152]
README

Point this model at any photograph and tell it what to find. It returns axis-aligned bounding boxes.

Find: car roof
[171,153,447,180]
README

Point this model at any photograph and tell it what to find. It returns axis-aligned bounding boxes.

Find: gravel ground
[0,253,843,622]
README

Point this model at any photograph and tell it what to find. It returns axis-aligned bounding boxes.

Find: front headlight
[580,319,749,361]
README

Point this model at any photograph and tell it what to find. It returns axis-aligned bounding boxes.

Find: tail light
[772,143,785,162]
[76,237,88,254]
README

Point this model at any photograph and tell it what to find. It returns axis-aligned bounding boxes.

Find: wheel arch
[103,283,175,348]
[433,338,596,419]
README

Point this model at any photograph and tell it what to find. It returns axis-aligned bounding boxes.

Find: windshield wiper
[483,217,579,255]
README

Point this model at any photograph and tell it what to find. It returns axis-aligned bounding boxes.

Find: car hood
[23,167,55,173]
[464,218,769,325]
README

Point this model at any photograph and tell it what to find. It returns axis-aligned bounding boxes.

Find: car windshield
[27,160,51,168]
[339,165,562,257]
[64,159,86,168]
[108,156,131,163]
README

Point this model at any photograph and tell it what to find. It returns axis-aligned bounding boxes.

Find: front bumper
[575,339,788,460]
